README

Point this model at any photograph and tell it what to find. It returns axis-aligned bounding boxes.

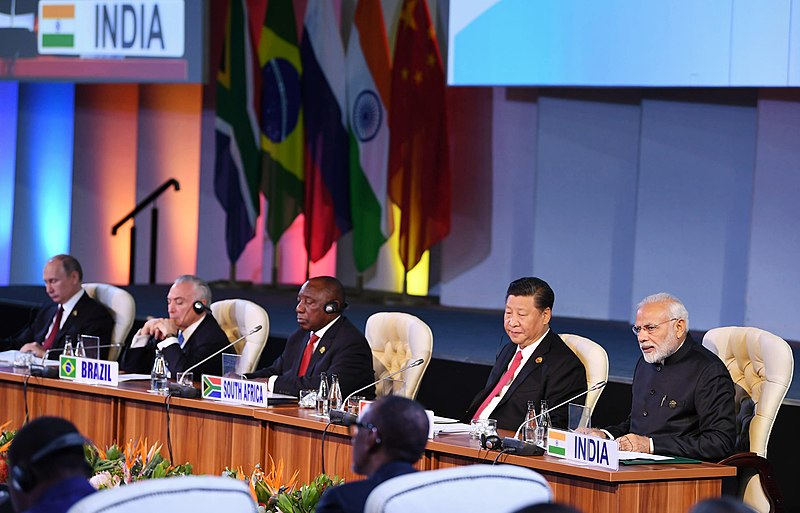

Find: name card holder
[547,429,619,471]
[59,355,119,386]
[201,375,270,407]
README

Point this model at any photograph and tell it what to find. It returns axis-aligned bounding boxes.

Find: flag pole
[271,244,279,288]
[229,262,236,283]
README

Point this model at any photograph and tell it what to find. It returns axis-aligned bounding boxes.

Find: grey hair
[174,275,212,304]
[637,292,689,330]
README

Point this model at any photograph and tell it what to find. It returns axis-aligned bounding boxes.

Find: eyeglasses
[349,420,382,443]
[631,318,678,335]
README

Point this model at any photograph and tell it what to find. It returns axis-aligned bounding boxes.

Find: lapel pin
[535,356,543,364]
[319,346,326,354]
[669,400,677,409]
[72,310,78,317]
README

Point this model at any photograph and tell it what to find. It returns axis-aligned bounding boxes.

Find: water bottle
[536,399,552,447]
[150,350,168,394]
[63,335,74,357]
[328,374,343,411]
[316,372,329,416]
[523,400,538,443]
[74,337,86,358]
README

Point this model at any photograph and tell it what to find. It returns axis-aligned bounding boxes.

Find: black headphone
[193,300,210,314]
[324,300,348,314]
[9,432,87,493]
[480,433,503,451]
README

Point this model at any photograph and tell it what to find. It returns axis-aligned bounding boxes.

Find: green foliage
[273,474,344,513]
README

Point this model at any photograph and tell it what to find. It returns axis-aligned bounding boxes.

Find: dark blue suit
[23,476,95,513]
[464,330,586,430]
[4,293,114,360]
[315,461,417,513]
[246,316,375,398]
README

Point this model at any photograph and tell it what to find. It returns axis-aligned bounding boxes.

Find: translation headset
[193,300,210,315]
[480,433,503,451]
[9,432,87,493]
[324,300,348,315]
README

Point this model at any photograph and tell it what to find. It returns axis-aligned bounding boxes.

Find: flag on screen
[213,0,261,264]
[259,0,304,244]
[40,3,76,48]
[346,0,391,272]
[388,0,451,272]
[301,1,351,262]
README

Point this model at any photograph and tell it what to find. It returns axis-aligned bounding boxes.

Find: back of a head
[371,396,429,463]
[506,277,554,310]
[513,504,584,513]
[689,498,757,513]
[8,416,89,491]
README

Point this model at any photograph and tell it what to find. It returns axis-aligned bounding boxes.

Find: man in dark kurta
[591,293,735,461]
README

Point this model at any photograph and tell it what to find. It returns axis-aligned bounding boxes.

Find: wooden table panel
[0,369,736,513]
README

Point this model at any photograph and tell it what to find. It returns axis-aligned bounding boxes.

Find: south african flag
[203,375,222,399]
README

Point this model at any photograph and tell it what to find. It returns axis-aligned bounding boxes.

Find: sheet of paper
[619,451,673,461]
[118,373,152,382]
[433,416,460,424]
[433,423,472,435]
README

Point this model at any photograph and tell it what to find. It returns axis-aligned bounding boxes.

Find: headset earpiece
[324,301,339,314]
[480,433,503,451]
[193,301,206,314]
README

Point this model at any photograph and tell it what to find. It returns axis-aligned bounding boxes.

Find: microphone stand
[29,344,123,378]
[167,325,262,398]
[328,358,425,426]
[501,381,607,456]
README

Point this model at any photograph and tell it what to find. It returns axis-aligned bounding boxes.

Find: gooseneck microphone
[328,358,425,426]
[29,343,123,378]
[501,380,607,456]
[168,325,262,398]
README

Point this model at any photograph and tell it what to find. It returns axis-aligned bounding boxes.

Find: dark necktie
[42,305,64,351]
[297,334,319,377]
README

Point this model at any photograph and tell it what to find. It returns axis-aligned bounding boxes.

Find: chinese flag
[388,0,451,273]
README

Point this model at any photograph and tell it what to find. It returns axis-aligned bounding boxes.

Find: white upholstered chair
[703,327,793,513]
[364,464,551,513]
[82,283,135,361]
[559,333,609,428]
[365,312,432,399]
[211,299,269,374]
[67,475,256,513]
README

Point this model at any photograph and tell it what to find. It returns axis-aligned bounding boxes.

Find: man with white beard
[587,293,736,461]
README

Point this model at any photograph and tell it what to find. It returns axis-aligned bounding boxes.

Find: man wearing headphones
[246,276,375,398]
[6,417,94,513]
[122,275,228,378]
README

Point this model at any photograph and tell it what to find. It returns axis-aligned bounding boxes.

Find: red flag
[388,0,451,273]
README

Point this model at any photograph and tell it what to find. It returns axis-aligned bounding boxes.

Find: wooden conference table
[0,367,735,513]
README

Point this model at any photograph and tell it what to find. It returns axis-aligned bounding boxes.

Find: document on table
[619,451,672,460]
[433,423,472,435]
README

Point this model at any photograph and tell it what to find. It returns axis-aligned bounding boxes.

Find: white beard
[641,330,680,364]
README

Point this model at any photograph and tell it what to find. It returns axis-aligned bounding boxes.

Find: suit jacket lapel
[307,318,342,373]
[497,332,554,408]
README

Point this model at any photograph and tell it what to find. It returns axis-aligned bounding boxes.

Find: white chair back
[82,283,135,361]
[365,312,432,399]
[210,299,269,374]
[703,326,793,513]
[365,464,551,513]
[67,475,256,513]
[560,333,609,428]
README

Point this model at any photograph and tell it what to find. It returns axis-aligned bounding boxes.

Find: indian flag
[39,2,75,48]
[548,429,568,457]
[346,0,392,272]
[202,375,223,399]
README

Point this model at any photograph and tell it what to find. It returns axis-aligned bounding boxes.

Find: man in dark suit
[121,275,228,378]
[2,254,113,360]
[587,293,736,461]
[315,396,429,513]
[246,276,375,398]
[464,277,586,430]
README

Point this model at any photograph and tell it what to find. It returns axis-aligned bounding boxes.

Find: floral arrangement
[0,420,16,483]
[223,456,342,513]
[85,437,193,489]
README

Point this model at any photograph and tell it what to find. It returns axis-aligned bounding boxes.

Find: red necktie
[473,350,524,420]
[297,334,319,377]
[42,306,64,351]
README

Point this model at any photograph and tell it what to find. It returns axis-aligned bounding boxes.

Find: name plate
[547,429,619,470]
[202,375,269,407]
[59,355,119,386]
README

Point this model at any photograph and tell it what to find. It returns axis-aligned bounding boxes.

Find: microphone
[328,358,425,426]
[168,325,262,398]
[29,344,123,378]
[501,381,607,456]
